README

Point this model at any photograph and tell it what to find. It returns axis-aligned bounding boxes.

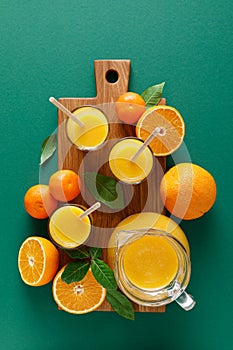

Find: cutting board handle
[94,60,130,103]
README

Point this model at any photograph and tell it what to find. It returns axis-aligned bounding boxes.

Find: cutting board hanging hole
[105,69,119,84]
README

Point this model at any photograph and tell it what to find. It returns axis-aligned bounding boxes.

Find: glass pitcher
[114,229,196,311]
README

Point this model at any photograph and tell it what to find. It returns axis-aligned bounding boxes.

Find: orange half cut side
[136,106,185,156]
[52,267,106,314]
[18,236,59,286]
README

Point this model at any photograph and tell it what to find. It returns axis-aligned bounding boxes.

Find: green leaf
[84,172,125,210]
[141,82,165,108]
[89,247,102,259]
[63,246,90,259]
[40,134,57,165]
[61,261,90,284]
[91,258,117,290]
[96,173,117,201]
[106,289,135,320]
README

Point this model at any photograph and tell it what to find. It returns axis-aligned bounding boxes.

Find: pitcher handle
[175,291,196,311]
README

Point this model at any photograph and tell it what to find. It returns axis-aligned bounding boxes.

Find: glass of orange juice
[66,106,109,151]
[109,137,154,184]
[48,204,92,249]
[114,228,195,311]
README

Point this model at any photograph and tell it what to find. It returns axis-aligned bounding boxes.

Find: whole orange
[49,169,80,202]
[24,184,58,219]
[160,163,217,220]
[116,92,146,124]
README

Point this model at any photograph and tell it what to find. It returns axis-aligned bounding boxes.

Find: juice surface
[107,212,190,270]
[123,235,179,289]
[49,206,91,249]
[66,107,108,149]
[109,138,153,183]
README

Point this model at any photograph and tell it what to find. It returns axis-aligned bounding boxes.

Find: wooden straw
[49,97,84,127]
[130,127,161,162]
[78,202,101,220]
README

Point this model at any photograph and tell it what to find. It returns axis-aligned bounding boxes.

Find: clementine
[160,163,217,220]
[116,92,146,124]
[49,169,80,202]
[24,184,57,219]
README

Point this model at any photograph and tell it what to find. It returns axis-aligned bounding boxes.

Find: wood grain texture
[57,60,166,313]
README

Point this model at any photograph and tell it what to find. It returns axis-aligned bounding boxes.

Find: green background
[1,1,232,349]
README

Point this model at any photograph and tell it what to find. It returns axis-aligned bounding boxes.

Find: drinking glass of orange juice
[66,106,109,151]
[114,229,195,310]
[109,137,154,184]
[48,204,92,249]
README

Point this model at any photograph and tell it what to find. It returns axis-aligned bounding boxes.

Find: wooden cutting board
[57,60,166,313]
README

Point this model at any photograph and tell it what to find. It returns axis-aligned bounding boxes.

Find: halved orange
[136,106,185,156]
[18,236,59,286]
[52,266,106,314]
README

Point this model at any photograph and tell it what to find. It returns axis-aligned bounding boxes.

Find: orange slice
[18,236,59,286]
[52,266,106,314]
[136,106,185,156]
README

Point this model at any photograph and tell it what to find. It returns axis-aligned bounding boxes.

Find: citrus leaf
[141,82,165,108]
[84,172,125,210]
[89,247,102,259]
[91,258,117,290]
[61,261,90,284]
[40,134,57,165]
[106,289,135,320]
[63,246,90,259]
[96,173,117,201]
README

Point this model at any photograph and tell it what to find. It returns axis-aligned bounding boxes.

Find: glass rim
[115,228,188,254]
[48,203,92,250]
[65,105,110,151]
[114,228,191,305]
[108,137,155,184]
